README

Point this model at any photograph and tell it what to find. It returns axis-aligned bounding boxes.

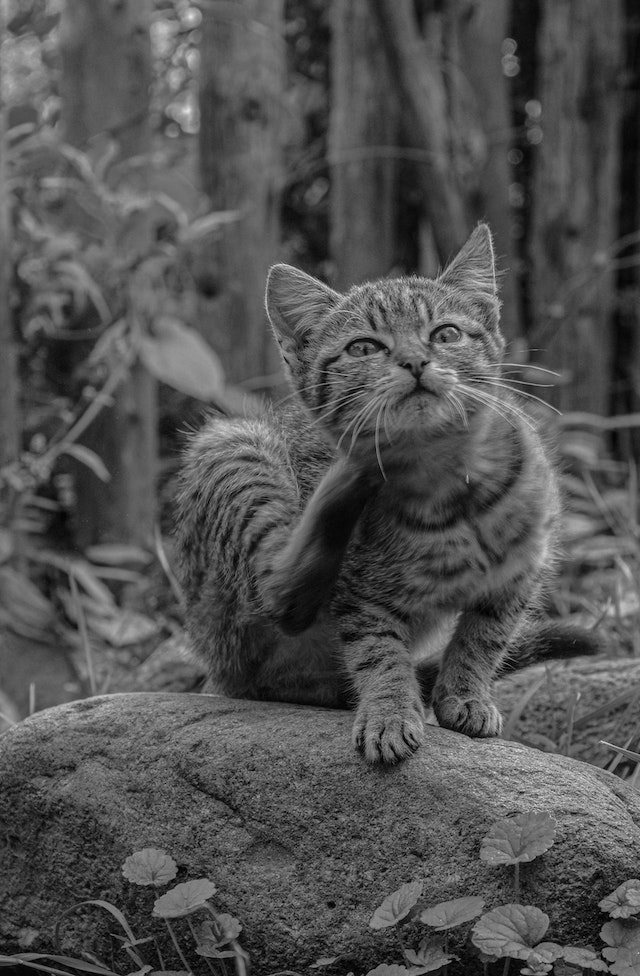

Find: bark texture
[59,0,157,546]
[370,0,470,263]
[329,0,398,289]
[198,0,285,382]
[459,0,524,343]
[0,12,19,472]
[529,0,624,413]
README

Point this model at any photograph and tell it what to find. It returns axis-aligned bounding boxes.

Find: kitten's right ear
[265,264,341,346]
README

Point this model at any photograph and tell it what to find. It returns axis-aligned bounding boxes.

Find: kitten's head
[265,224,506,453]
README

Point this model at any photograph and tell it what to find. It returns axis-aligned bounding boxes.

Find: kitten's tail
[416,622,602,703]
[509,621,603,671]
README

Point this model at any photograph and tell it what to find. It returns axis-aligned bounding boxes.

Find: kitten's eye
[346,338,387,358]
[431,324,462,344]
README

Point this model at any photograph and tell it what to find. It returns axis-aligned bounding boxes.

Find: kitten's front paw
[352,700,425,764]
[433,694,503,738]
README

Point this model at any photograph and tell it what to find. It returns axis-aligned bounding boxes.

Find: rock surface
[1,692,640,975]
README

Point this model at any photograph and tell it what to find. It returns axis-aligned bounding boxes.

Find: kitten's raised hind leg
[263,458,375,634]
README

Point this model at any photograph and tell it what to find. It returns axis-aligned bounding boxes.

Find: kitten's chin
[393,390,468,435]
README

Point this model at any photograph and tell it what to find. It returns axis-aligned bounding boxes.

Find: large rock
[1,692,640,974]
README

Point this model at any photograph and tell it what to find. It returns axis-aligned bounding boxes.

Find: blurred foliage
[0,0,639,730]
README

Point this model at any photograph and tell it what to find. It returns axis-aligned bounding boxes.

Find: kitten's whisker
[474,378,562,416]
[308,390,369,429]
[382,398,393,445]
[465,382,537,426]
[277,382,330,406]
[338,395,378,452]
[459,384,535,432]
[485,362,562,379]
[479,390,537,431]
[483,372,555,388]
[345,390,390,457]
[445,390,469,429]
[374,403,387,480]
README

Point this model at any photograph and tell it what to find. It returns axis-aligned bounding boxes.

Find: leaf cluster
[363,811,640,976]
[1,846,248,976]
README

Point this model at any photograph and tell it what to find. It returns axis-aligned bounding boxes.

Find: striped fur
[174,224,597,764]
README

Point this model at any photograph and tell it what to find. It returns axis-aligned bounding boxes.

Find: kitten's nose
[398,356,428,379]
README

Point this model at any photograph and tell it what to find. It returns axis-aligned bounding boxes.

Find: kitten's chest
[356,478,551,606]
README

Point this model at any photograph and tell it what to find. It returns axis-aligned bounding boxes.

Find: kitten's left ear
[266,264,341,346]
[438,223,500,325]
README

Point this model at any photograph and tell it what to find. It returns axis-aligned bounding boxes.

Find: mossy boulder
[1,692,639,974]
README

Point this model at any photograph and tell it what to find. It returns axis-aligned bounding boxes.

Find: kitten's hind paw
[433,694,503,738]
[352,703,424,764]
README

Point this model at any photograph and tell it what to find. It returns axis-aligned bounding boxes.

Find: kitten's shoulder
[185,400,334,486]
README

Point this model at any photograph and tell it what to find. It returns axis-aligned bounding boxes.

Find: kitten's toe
[434,695,503,738]
[352,703,424,764]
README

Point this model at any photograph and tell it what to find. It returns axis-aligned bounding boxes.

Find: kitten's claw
[433,694,503,738]
[352,703,425,764]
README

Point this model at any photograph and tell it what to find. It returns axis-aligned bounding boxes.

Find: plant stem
[153,936,166,971]
[186,917,217,975]
[164,917,193,974]
[514,862,520,901]
[502,958,511,976]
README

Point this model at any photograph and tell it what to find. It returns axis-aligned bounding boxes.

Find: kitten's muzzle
[398,354,429,379]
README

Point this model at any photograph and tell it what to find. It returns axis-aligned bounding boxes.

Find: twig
[69,572,97,696]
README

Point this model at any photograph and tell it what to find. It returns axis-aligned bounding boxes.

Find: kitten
[174,224,597,764]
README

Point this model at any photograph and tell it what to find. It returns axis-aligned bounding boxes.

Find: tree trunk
[0,9,19,474]
[528,0,624,414]
[329,0,399,290]
[612,0,640,458]
[198,0,285,384]
[459,0,524,345]
[370,0,470,263]
[59,0,157,547]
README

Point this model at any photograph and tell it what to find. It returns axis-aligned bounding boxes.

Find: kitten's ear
[438,223,500,325]
[266,264,341,346]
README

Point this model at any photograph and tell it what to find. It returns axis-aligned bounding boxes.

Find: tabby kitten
[174,224,595,764]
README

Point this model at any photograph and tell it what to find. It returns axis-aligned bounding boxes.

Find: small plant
[365,811,640,976]
[2,829,640,975]
[0,847,249,976]
[367,882,484,974]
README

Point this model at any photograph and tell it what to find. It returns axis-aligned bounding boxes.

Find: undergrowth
[2,812,639,976]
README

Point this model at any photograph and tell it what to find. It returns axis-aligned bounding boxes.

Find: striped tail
[416,622,602,704]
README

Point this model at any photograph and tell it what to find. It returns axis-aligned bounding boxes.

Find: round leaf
[471,905,549,960]
[601,919,640,951]
[139,316,225,401]
[153,879,217,918]
[365,966,416,976]
[520,959,552,976]
[369,881,424,930]
[480,812,556,865]
[122,849,178,887]
[600,881,640,919]
[562,946,609,971]
[420,896,485,930]
[405,935,455,973]
[604,945,640,975]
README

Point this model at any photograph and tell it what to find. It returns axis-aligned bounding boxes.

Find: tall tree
[370,0,470,263]
[0,6,19,475]
[528,0,624,413]
[58,0,157,547]
[459,0,524,344]
[329,0,399,289]
[198,0,285,383]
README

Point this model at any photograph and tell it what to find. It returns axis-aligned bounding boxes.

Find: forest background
[1,0,639,721]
